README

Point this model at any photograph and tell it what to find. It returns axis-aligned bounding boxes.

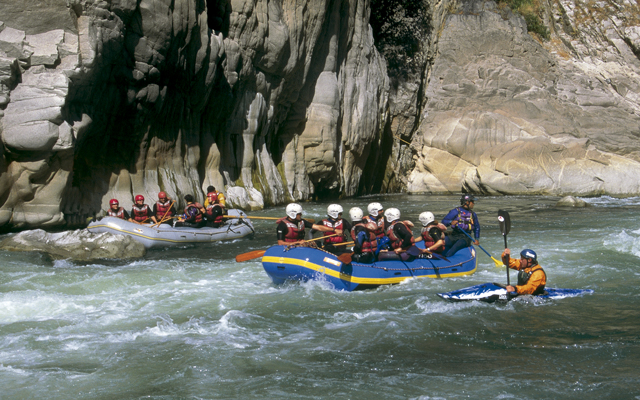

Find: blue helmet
[520,249,537,262]
[460,194,476,205]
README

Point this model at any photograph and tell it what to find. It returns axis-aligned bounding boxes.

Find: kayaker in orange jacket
[502,248,547,295]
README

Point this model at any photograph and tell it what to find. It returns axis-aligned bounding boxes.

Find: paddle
[235,249,267,262]
[223,215,315,223]
[235,234,340,262]
[456,228,502,267]
[498,209,511,286]
[151,200,176,228]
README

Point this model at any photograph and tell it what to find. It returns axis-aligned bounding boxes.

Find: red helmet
[158,191,167,200]
[109,199,119,206]
[135,195,144,202]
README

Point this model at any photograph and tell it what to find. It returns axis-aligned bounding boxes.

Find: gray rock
[0,229,146,260]
[556,196,589,207]
[407,0,640,196]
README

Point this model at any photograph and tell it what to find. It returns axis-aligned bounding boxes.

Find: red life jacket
[132,204,151,222]
[155,200,174,218]
[277,217,305,242]
[107,207,126,219]
[185,203,203,223]
[421,226,445,253]
[206,204,224,225]
[322,218,345,244]
[350,223,378,253]
[363,215,385,239]
[386,221,415,250]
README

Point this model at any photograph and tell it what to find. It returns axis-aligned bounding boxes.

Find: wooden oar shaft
[305,233,339,243]
[223,215,315,223]
[151,200,176,228]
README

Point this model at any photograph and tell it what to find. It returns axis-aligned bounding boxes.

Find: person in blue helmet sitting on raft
[277,203,339,246]
[441,194,480,257]
[502,248,547,295]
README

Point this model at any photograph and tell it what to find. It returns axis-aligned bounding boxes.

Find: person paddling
[175,194,205,228]
[153,192,177,225]
[416,212,446,254]
[349,207,378,263]
[107,199,130,220]
[130,195,158,225]
[362,202,386,240]
[442,194,480,256]
[502,248,547,295]
[381,208,418,261]
[320,204,352,254]
[277,203,339,246]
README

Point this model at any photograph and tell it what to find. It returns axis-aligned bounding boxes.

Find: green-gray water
[1,195,639,399]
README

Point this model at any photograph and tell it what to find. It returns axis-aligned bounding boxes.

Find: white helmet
[384,207,401,223]
[419,212,435,227]
[349,207,363,222]
[327,204,343,219]
[286,203,303,219]
[367,202,383,217]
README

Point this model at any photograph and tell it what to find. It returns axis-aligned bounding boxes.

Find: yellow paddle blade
[492,256,503,268]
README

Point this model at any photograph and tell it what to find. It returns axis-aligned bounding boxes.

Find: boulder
[556,196,589,207]
[0,229,146,260]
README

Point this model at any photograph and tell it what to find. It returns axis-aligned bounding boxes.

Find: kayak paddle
[498,209,511,286]
[456,228,502,267]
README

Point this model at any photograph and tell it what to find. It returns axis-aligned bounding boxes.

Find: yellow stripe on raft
[262,255,477,285]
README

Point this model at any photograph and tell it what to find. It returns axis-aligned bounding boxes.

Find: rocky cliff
[0,0,639,230]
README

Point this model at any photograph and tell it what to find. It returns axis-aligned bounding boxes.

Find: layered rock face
[1,0,640,232]
[407,0,640,195]
[0,0,388,230]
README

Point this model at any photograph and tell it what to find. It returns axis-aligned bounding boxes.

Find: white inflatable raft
[87,209,254,249]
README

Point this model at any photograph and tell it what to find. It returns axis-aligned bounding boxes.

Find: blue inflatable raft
[437,282,594,302]
[261,245,477,291]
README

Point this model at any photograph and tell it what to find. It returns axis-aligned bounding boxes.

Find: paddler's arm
[393,224,413,254]
[509,269,545,295]
[472,212,480,244]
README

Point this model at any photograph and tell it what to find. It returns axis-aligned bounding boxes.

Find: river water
[1,194,639,399]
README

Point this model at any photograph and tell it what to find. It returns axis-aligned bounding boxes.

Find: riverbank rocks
[407,0,640,196]
[556,196,589,208]
[0,229,146,260]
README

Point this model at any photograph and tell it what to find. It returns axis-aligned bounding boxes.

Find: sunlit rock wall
[406,0,640,196]
[0,0,388,229]
[2,0,640,231]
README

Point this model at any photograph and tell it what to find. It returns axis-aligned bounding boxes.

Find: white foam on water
[0,291,93,324]
[603,229,640,258]
[324,310,395,330]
